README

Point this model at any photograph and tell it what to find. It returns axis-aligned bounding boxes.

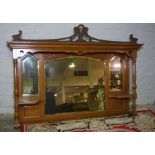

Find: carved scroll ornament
[11,24,139,44]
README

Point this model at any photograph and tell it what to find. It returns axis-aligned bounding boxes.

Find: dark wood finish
[7,24,143,125]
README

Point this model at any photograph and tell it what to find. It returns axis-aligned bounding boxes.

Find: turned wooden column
[131,51,137,116]
[13,59,19,127]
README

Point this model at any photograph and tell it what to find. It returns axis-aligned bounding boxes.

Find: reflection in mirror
[109,56,121,91]
[45,57,105,115]
[22,55,38,95]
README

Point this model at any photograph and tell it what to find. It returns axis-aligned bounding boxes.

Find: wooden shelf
[108,94,132,99]
[19,100,39,106]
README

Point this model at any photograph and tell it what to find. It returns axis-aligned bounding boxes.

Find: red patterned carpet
[23,109,155,132]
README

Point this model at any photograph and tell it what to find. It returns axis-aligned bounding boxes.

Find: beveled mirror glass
[45,56,106,114]
[22,55,38,95]
[109,56,122,91]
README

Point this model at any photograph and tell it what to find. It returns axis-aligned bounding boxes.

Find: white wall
[0,23,155,113]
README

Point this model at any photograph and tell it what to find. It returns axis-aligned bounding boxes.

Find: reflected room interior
[45,57,106,114]
[22,55,39,95]
[109,56,122,91]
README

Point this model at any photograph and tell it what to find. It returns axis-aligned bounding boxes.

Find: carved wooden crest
[11,24,138,43]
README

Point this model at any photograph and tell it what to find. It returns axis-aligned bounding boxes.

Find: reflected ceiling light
[110,56,116,62]
[113,63,121,68]
[69,62,75,68]
[54,93,58,97]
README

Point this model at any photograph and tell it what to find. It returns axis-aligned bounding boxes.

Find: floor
[0,114,19,132]
[0,104,155,132]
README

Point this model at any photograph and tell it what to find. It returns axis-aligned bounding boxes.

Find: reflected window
[109,56,122,91]
[45,57,105,114]
[22,55,38,95]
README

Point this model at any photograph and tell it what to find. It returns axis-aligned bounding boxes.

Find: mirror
[109,56,122,91]
[22,55,38,95]
[45,56,105,114]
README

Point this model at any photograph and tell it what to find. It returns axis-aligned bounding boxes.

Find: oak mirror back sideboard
[7,24,143,125]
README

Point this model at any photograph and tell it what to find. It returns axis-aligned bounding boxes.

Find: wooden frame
[7,24,143,125]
